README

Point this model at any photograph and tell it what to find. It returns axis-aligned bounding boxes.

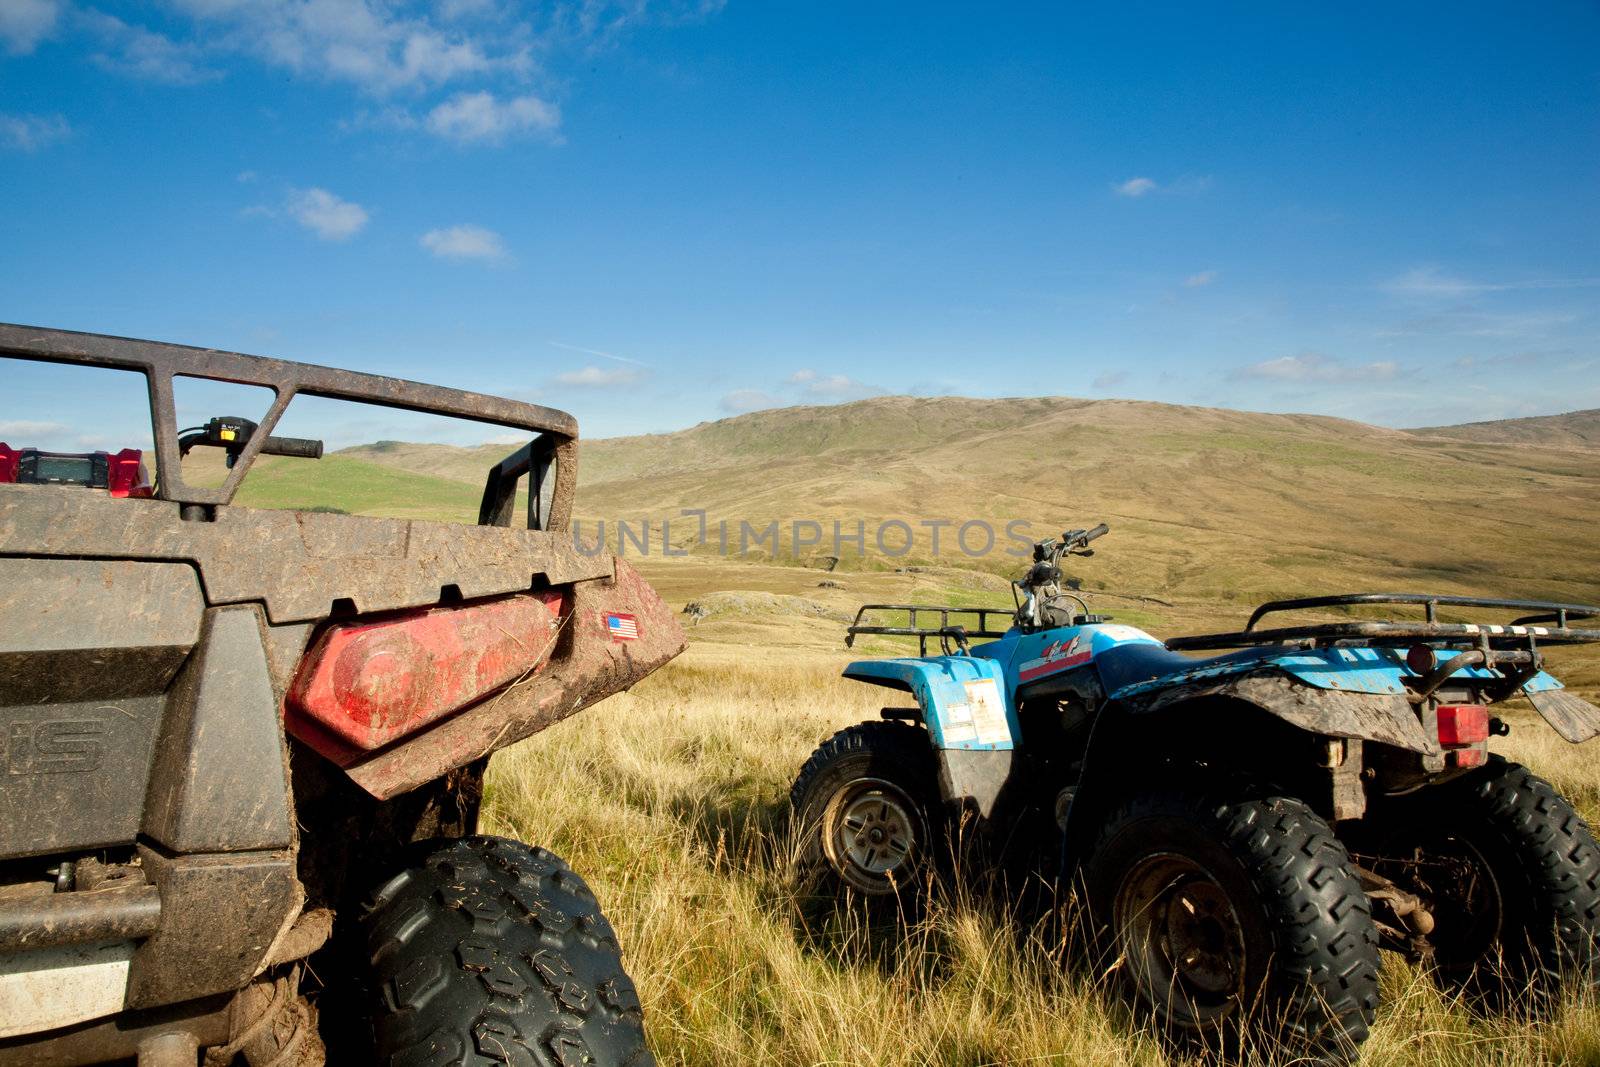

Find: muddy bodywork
[842,583,1600,851]
[0,325,685,1063]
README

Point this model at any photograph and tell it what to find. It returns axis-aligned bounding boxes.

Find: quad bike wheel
[359,836,653,1066]
[1357,758,1600,998]
[1083,790,1380,1064]
[790,721,944,901]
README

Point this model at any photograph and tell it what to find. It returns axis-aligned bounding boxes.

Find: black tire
[1083,790,1380,1063]
[360,836,653,1067]
[789,721,945,902]
[1358,758,1600,996]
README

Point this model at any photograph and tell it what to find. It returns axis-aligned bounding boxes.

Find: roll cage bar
[0,323,578,529]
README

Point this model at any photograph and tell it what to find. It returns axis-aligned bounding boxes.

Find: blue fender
[843,655,1018,751]
[1109,644,1570,702]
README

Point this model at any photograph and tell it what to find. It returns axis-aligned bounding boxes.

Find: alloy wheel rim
[822,778,922,894]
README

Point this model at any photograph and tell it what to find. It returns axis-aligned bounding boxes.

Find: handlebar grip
[261,436,323,459]
[1083,522,1110,542]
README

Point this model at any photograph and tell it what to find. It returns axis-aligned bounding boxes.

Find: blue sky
[2,1,1597,451]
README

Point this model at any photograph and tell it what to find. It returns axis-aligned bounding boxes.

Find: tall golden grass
[483,657,1600,1066]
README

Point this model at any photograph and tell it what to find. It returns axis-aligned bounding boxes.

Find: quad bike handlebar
[1016,522,1111,630]
[178,416,324,469]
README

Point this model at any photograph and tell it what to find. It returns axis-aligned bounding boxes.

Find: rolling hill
[234,396,1600,613]
[1409,408,1600,449]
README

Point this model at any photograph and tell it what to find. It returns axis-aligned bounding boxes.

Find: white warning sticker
[964,678,1011,746]
[940,701,976,744]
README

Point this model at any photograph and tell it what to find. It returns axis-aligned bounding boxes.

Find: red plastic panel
[1437,704,1489,747]
[0,444,16,483]
[108,448,152,497]
[287,591,564,751]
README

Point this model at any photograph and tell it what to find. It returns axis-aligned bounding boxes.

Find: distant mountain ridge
[1408,409,1600,449]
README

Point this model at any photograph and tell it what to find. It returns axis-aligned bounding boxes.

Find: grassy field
[481,651,1600,1067]
[224,395,1600,1063]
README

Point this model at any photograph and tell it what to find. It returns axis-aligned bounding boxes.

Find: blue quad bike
[790,523,1600,1061]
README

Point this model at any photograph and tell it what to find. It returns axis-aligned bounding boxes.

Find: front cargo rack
[1167,593,1600,652]
[845,603,1013,655]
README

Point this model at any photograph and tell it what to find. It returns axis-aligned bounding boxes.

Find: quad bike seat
[1093,642,1276,696]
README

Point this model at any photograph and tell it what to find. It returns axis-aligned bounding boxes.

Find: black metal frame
[845,603,1013,655]
[1168,592,1600,652]
[0,323,579,528]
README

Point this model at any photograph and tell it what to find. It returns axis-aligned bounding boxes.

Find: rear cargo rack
[845,603,1012,655]
[1168,592,1600,652]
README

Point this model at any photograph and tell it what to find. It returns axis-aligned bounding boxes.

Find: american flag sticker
[605,612,639,641]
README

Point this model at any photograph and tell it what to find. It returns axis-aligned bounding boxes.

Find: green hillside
[228,395,1600,611]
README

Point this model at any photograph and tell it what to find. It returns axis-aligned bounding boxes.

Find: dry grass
[483,654,1600,1066]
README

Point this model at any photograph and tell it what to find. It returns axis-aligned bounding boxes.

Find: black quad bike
[0,325,685,1065]
[791,523,1600,1061]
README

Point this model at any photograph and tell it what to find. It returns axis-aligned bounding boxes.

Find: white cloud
[166,0,517,94]
[0,419,70,437]
[0,112,71,152]
[80,10,217,84]
[438,0,501,19]
[1113,174,1212,199]
[1383,265,1600,299]
[720,389,780,414]
[553,366,645,388]
[787,370,881,401]
[425,91,560,144]
[1234,352,1399,384]
[421,224,508,262]
[1091,371,1129,390]
[0,0,58,55]
[1183,270,1218,288]
[287,187,369,241]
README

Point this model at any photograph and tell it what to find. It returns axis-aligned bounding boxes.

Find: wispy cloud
[0,111,71,152]
[1183,270,1218,288]
[420,224,508,262]
[1380,309,1578,339]
[79,10,217,84]
[788,368,883,401]
[1383,265,1600,299]
[287,187,369,241]
[546,341,647,367]
[1113,175,1212,199]
[720,389,781,414]
[0,0,58,55]
[424,91,560,144]
[0,419,70,437]
[1091,371,1129,390]
[1233,351,1399,384]
[553,365,646,388]
[164,0,522,95]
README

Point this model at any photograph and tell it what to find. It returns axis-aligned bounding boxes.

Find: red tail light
[107,448,151,497]
[288,591,564,751]
[1437,704,1489,747]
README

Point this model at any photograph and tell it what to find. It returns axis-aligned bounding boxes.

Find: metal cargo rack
[845,603,1013,655]
[1168,593,1600,652]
